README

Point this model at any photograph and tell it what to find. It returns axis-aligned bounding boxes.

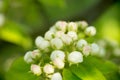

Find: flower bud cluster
[24,21,100,80]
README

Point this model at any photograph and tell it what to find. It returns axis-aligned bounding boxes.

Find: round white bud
[55,31,64,38]
[43,64,54,74]
[60,34,73,45]
[55,21,67,32]
[68,22,78,32]
[38,40,50,51]
[24,51,34,64]
[50,50,65,61]
[91,43,100,55]
[50,38,63,49]
[82,45,91,56]
[67,31,78,41]
[44,31,55,40]
[51,72,62,80]
[31,49,41,59]
[77,21,88,29]
[68,51,83,64]
[53,58,65,69]
[35,36,44,47]
[85,26,96,36]
[76,39,87,50]
[31,64,42,76]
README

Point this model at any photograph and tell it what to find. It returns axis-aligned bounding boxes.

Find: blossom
[31,64,42,76]
[43,64,54,74]
[51,72,62,80]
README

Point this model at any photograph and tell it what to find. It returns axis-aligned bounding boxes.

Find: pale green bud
[55,21,67,32]
[53,58,65,69]
[0,13,5,27]
[31,64,42,76]
[50,50,65,61]
[68,51,83,64]
[60,34,73,45]
[68,22,78,32]
[67,31,78,41]
[85,26,96,36]
[44,31,55,40]
[50,38,63,49]
[76,39,87,50]
[82,45,91,56]
[51,72,62,80]
[43,64,54,74]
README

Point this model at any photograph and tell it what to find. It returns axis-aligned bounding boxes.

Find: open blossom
[31,64,42,76]
[43,64,54,74]
[51,72,62,80]
[53,58,65,69]
[50,50,65,61]
[68,51,83,64]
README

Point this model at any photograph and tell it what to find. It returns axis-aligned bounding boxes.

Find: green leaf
[63,69,81,80]
[5,57,39,80]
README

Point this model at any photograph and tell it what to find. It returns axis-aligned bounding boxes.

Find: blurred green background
[0,0,120,80]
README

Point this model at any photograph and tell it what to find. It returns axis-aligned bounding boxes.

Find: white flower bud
[31,64,42,76]
[31,49,41,59]
[50,26,57,32]
[91,43,100,55]
[44,31,55,40]
[60,34,73,45]
[35,36,44,47]
[82,45,91,56]
[39,40,50,51]
[85,26,96,36]
[76,39,87,50]
[53,58,65,69]
[24,51,34,64]
[67,31,78,41]
[55,31,64,38]
[77,21,88,29]
[51,72,62,80]
[0,13,5,27]
[43,64,54,74]
[55,21,67,32]
[68,51,83,64]
[99,47,106,57]
[50,38,63,49]
[68,22,78,32]
[50,50,65,61]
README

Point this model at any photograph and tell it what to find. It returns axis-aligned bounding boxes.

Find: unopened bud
[53,58,65,69]
[50,38,63,49]
[31,49,41,59]
[24,51,34,64]
[55,21,67,32]
[31,64,42,76]
[43,64,54,74]
[51,72,62,80]
[91,43,100,55]
[50,50,65,61]
[68,51,83,64]
[85,26,96,36]
[60,34,73,45]
[68,22,78,32]
[82,45,91,56]
[44,31,55,40]
[67,31,78,41]
[76,39,87,51]
[77,21,88,29]
[55,31,64,38]
[35,36,44,47]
